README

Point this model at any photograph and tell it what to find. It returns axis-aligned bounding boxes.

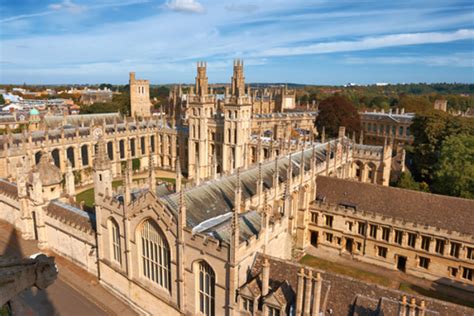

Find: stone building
[0,61,472,315]
[130,72,152,118]
[359,108,414,149]
[308,176,474,292]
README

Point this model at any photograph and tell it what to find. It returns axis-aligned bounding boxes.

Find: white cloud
[165,0,204,13]
[49,0,86,14]
[255,29,474,57]
[345,54,474,68]
[225,4,259,13]
[0,11,53,23]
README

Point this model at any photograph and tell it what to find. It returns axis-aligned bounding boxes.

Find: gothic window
[35,151,42,164]
[81,145,89,166]
[435,239,445,255]
[140,220,170,290]
[267,306,280,316]
[407,233,416,248]
[377,246,387,258]
[150,136,156,153]
[141,137,146,155]
[467,247,474,260]
[109,219,121,264]
[369,224,378,239]
[325,233,333,243]
[51,149,60,168]
[394,230,403,245]
[310,212,318,224]
[450,242,460,258]
[198,261,215,316]
[462,267,473,281]
[67,147,75,168]
[130,138,136,157]
[419,257,430,269]
[358,222,366,235]
[381,227,390,242]
[241,296,254,315]
[421,236,431,251]
[119,140,125,159]
[325,215,333,227]
[107,142,114,160]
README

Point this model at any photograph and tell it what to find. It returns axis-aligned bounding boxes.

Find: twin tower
[129,60,248,118]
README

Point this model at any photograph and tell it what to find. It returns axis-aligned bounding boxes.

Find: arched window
[109,219,121,264]
[140,220,170,290]
[197,261,215,316]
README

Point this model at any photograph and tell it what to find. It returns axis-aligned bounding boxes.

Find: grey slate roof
[161,141,340,230]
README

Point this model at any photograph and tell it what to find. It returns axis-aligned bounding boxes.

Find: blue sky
[0,0,473,85]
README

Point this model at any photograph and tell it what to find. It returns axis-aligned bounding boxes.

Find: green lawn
[399,282,474,308]
[300,254,392,287]
[76,178,175,209]
[299,255,474,309]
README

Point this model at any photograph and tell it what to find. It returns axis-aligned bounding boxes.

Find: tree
[316,95,360,138]
[398,95,432,114]
[81,92,130,115]
[395,171,429,192]
[432,134,474,199]
[409,112,473,184]
[0,94,4,105]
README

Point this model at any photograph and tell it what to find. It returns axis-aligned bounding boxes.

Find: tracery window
[140,220,170,290]
[109,219,121,264]
[198,261,215,316]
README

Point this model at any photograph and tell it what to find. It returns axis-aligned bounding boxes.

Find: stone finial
[262,258,270,297]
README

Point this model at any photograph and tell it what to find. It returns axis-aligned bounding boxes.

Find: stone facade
[360,108,414,149]
[130,72,152,118]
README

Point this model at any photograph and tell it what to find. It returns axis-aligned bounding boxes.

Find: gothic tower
[222,60,252,173]
[187,62,213,180]
[129,72,151,118]
[231,59,245,97]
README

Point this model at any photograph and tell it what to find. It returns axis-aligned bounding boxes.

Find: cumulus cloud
[165,0,204,13]
[49,0,86,14]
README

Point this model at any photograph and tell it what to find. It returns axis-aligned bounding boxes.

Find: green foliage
[73,170,82,185]
[410,112,473,184]
[132,158,140,171]
[432,134,474,199]
[81,92,130,115]
[395,172,429,192]
[398,95,432,114]
[406,111,474,198]
[0,94,5,105]
[316,95,361,138]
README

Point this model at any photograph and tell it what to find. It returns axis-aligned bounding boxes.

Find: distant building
[360,108,414,149]
[434,99,448,112]
[80,88,113,105]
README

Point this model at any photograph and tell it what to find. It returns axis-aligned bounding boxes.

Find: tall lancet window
[109,219,121,264]
[198,261,215,316]
[140,220,170,290]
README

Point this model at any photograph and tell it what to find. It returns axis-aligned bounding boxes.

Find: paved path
[0,221,137,316]
[305,246,473,303]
